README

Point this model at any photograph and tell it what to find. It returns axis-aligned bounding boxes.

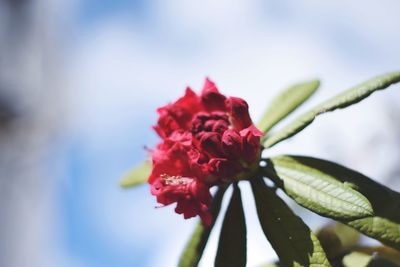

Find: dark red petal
[240,125,263,163]
[240,124,264,137]
[208,158,242,178]
[226,97,252,130]
[201,78,227,111]
[175,87,201,111]
[154,88,202,138]
[153,107,181,138]
[189,180,212,206]
[175,200,198,219]
[151,178,186,205]
[221,129,243,158]
[198,132,224,158]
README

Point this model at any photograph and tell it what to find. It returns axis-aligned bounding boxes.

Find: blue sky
[76,0,147,24]
[52,1,400,267]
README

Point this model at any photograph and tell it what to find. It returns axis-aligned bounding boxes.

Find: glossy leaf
[120,161,151,188]
[215,184,247,267]
[178,186,227,267]
[257,79,320,134]
[266,155,400,250]
[251,177,331,267]
[264,72,400,148]
[266,156,373,220]
[346,217,400,250]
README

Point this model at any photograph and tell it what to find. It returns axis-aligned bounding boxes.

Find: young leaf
[120,161,151,188]
[266,155,400,250]
[264,72,400,148]
[353,246,400,265]
[316,223,362,261]
[178,186,227,267]
[343,251,399,267]
[265,156,373,220]
[342,252,371,267]
[257,80,320,134]
[334,223,361,248]
[251,177,331,267]
[215,183,247,267]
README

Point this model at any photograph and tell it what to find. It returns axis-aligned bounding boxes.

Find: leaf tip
[308,79,321,91]
[119,177,131,188]
[118,161,152,189]
[119,176,137,188]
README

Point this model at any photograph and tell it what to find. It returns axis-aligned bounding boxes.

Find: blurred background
[0,0,399,266]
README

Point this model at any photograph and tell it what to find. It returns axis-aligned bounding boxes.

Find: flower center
[191,111,230,136]
[160,174,192,186]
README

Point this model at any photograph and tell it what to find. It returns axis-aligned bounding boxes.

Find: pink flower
[149,78,263,225]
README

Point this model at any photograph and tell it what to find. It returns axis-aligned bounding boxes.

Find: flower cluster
[149,79,263,225]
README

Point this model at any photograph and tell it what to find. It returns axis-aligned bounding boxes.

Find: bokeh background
[0,0,400,266]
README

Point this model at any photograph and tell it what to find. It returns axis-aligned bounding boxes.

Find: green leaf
[178,186,227,267]
[347,217,400,250]
[264,72,400,148]
[257,79,320,134]
[343,251,400,267]
[353,246,400,265]
[120,161,151,188]
[266,155,400,249]
[334,223,361,248]
[265,156,373,220]
[251,177,331,267]
[215,183,247,267]
[342,252,371,267]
